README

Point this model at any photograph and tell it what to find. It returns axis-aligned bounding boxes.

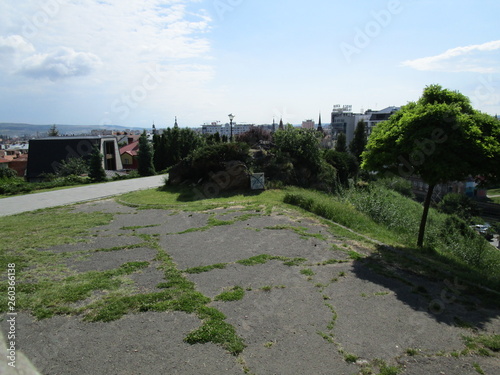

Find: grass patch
[463,334,500,355]
[184,316,246,355]
[264,225,326,240]
[214,286,245,302]
[184,263,228,274]
[284,186,500,292]
[473,362,485,375]
[300,268,315,276]
[348,250,364,260]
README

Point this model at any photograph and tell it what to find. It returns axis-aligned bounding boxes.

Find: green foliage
[335,132,347,153]
[437,193,479,222]
[138,131,156,176]
[323,149,358,186]
[88,145,107,182]
[349,119,367,162]
[168,142,250,184]
[48,124,59,136]
[362,84,500,247]
[56,157,89,177]
[236,127,271,146]
[154,127,205,172]
[0,168,17,179]
[273,128,322,174]
[362,84,500,185]
[214,286,245,302]
[0,175,90,196]
[272,127,337,190]
[374,177,414,198]
[283,185,500,290]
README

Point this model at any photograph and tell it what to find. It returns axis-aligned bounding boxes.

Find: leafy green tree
[335,132,347,153]
[323,150,358,186]
[57,157,89,177]
[88,145,106,182]
[274,127,322,174]
[236,127,271,146]
[362,84,500,247]
[349,119,367,162]
[137,131,156,176]
[179,128,204,159]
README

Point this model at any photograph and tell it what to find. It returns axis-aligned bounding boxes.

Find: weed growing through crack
[300,268,315,277]
[405,348,420,356]
[215,286,245,302]
[473,362,486,375]
[184,263,228,274]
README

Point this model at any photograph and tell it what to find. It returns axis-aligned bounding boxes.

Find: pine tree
[88,145,106,182]
[138,131,156,176]
[349,119,367,162]
[335,132,347,153]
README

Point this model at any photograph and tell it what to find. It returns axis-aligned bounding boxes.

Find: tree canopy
[362,84,500,247]
[138,131,156,177]
[349,119,367,163]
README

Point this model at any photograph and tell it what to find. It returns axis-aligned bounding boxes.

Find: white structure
[330,105,400,145]
[201,122,255,138]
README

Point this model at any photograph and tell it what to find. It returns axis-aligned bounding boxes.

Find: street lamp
[228,113,235,142]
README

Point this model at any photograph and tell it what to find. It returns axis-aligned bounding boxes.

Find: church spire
[317,112,323,133]
[174,116,178,128]
[278,118,284,131]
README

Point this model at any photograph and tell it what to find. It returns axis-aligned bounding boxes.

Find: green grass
[0,208,246,355]
[214,286,245,302]
[184,263,228,274]
[300,268,315,276]
[118,185,286,212]
[283,186,500,292]
[487,188,500,196]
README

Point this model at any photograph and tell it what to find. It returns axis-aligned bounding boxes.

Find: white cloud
[19,47,102,81]
[0,35,35,55]
[402,40,500,73]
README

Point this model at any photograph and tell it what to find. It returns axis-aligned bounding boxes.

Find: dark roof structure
[26,136,122,181]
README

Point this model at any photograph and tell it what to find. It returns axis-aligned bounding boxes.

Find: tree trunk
[417,184,435,248]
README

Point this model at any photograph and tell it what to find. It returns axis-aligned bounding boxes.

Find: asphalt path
[0,175,167,217]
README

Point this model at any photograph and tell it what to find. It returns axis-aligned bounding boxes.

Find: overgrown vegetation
[284,182,500,291]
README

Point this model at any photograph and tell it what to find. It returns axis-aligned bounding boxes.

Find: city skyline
[0,0,499,128]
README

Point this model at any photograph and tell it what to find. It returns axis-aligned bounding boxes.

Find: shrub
[323,149,358,186]
[375,177,414,198]
[168,142,250,185]
[438,193,479,222]
[0,168,18,179]
[56,157,89,177]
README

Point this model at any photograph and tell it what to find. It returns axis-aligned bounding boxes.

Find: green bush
[0,168,18,179]
[56,157,89,177]
[283,184,500,290]
[168,142,250,185]
[375,177,414,198]
[437,193,479,222]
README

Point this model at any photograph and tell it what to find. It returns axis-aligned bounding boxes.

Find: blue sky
[0,0,499,128]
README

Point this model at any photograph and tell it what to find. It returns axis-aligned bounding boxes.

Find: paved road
[0,175,167,217]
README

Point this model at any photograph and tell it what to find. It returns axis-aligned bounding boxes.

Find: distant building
[26,136,123,182]
[120,138,140,170]
[201,122,255,137]
[302,119,315,129]
[330,105,400,145]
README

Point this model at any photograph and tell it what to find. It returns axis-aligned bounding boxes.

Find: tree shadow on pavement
[351,244,500,331]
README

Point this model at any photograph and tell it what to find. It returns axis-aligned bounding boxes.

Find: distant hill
[0,123,146,138]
